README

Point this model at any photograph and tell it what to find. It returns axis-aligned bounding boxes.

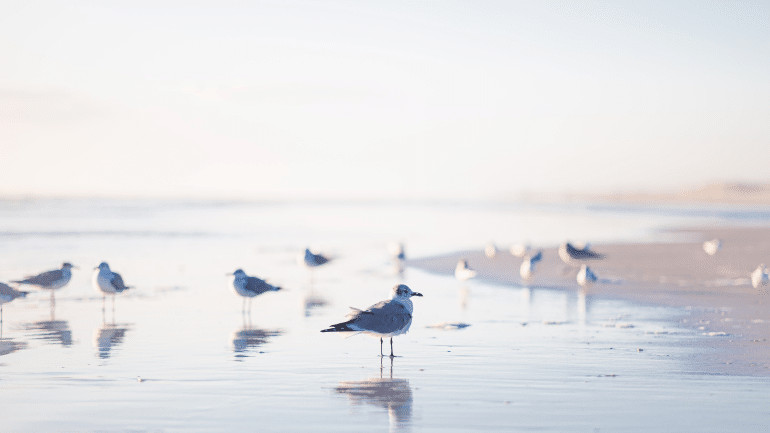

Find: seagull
[321,284,423,357]
[12,262,75,292]
[229,269,281,311]
[484,242,498,259]
[519,250,543,280]
[92,262,132,299]
[558,242,605,264]
[301,248,330,268]
[0,282,28,322]
[388,242,406,261]
[510,243,531,258]
[703,239,721,256]
[577,264,598,287]
[751,264,769,290]
[454,259,477,281]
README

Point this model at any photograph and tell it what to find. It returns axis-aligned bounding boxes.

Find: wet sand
[408,226,770,376]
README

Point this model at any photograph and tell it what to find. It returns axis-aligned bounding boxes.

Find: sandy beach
[409,225,770,376]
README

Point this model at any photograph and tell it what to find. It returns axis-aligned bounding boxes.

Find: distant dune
[558,183,770,205]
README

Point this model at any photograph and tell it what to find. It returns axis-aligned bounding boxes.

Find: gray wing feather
[15,269,62,285]
[348,300,411,334]
[245,276,273,295]
[110,273,129,292]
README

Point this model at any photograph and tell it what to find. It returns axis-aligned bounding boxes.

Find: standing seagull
[13,262,75,292]
[0,282,28,322]
[752,264,769,290]
[321,284,423,357]
[454,259,477,281]
[520,250,543,280]
[93,262,132,304]
[229,269,281,311]
[577,264,598,287]
[703,239,721,256]
[301,248,331,268]
[559,242,605,265]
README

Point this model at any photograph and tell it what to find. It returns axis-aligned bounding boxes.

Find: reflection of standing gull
[335,357,412,433]
[229,269,281,311]
[232,327,283,360]
[559,242,604,264]
[752,264,769,290]
[703,239,721,256]
[0,282,28,322]
[300,248,331,268]
[577,264,598,287]
[321,284,423,357]
[454,259,477,281]
[23,319,73,346]
[93,323,130,359]
[519,251,543,280]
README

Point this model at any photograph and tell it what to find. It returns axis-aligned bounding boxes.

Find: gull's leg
[380,338,384,357]
[390,338,394,358]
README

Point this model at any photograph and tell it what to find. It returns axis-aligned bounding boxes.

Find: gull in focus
[559,242,605,264]
[577,264,598,287]
[751,264,769,290]
[703,239,721,256]
[321,284,423,357]
[229,269,281,311]
[301,248,331,268]
[484,242,498,259]
[93,262,132,300]
[519,250,543,280]
[0,282,28,322]
[510,243,531,258]
[454,259,477,281]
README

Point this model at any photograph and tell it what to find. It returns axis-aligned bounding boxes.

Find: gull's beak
[93,266,98,270]
[412,292,423,297]
[225,272,233,276]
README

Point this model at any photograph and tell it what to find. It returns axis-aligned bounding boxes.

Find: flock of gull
[2,239,769,357]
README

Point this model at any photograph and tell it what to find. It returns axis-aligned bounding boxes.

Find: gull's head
[232,269,246,278]
[393,284,422,299]
[95,262,110,271]
[62,262,75,270]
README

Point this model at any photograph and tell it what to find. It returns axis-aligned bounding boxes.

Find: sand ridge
[409,226,770,376]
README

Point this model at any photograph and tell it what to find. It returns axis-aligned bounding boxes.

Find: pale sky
[1,1,768,199]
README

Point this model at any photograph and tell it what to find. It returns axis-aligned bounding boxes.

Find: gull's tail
[321,320,354,333]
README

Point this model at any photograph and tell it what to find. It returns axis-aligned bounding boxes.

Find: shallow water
[0,199,768,432]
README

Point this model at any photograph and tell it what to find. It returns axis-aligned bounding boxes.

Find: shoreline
[408,225,770,377]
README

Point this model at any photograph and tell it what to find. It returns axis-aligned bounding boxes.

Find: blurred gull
[454,259,477,281]
[13,262,75,294]
[0,282,28,322]
[93,262,132,300]
[321,284,423,357]
[510,243,531,258]
[519,250,543,280]
[559,242,605,264]
[301,248,331,268]
[577,264,598,287]
[229,269,281,311]
[703,239,721,256]
[751,264,768,290]
[388,242,406,261]
[484,242,498,259]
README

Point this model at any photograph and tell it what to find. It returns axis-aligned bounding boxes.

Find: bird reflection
[93,322,130,359]
[0,338,27,357]
[335,357,413,433]
[23,318,72,346]
[232,319,283,360]
[303,292,327,317]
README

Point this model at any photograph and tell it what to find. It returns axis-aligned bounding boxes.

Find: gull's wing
[110,273,130,292]
[14,269,62,285]
[347,300,412,334]
[245,276,274,295]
